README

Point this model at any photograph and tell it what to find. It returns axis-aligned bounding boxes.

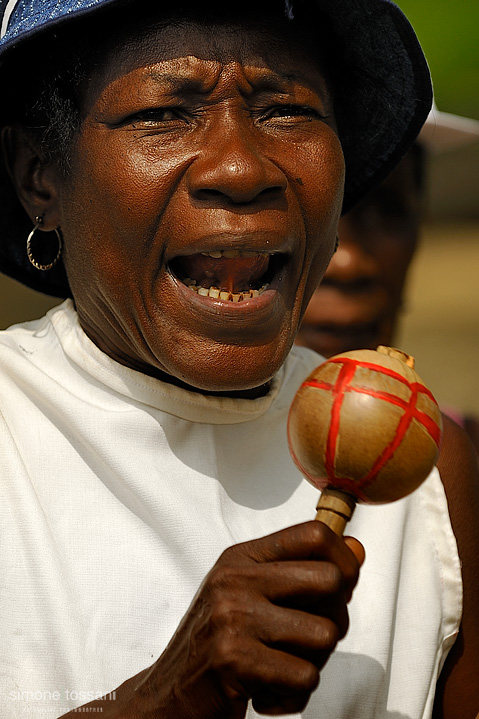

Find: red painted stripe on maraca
[300,357,441,494]
[302,378,441,450]
[303,380,408,406]
[413,408,442,446]
[325,362,357,479]
[302,371,409,491]
[328,357,438,404]
[328,357,413,387]
[347,386,408,410]
[303,379,334,392]
[344,383,442,447]
[360,385,419,487]
[324,358,441,443]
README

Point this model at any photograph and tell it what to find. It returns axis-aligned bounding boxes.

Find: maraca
[288,346,442,535]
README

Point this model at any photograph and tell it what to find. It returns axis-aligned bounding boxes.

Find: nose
[187,118,287,205]
[324,217,378,286]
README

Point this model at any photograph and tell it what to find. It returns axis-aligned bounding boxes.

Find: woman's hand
[60,521,363,719]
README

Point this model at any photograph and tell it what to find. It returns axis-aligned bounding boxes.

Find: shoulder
[463,414,479,457]
[442,405,479,458]
[438,411,479,498]
[437,413,479,546]
[0,311,52,350]
[433,413,479,718]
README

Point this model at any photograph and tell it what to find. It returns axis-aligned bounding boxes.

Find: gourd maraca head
[288,346,442,504]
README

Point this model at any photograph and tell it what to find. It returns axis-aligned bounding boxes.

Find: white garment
[0,300,462,719]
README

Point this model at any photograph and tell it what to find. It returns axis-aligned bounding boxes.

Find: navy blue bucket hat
[0,0,432,298]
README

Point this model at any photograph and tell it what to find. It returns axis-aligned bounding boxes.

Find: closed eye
[258,104,331,125]
[123,107,189,128]
[268,105,319,118]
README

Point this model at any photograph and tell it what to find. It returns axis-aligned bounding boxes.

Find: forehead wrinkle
[242,67,332,113]
[244,70,311,93]
[144,63,325,100]
[144,57,222,95]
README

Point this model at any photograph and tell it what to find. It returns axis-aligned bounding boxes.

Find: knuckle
[210,633,243,670]
[218,543,242,564]
[313,617,341,650]
[297,663,320,692]
[319,562,343,593]
[209,596,243,631]
[208,633,256,684]
[206,562,241,594]
[325,621,341,648]
[307,520,330,546]
[219,538,258,564]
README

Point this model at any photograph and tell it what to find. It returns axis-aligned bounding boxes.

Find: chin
[166,339,290,396]
[181,363,278,395]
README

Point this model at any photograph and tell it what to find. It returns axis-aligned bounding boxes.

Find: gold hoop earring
[26,216,63,271]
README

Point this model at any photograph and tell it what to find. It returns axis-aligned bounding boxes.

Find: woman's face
[53,16,345,394]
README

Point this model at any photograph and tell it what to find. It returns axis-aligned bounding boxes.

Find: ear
[1,126,61,231]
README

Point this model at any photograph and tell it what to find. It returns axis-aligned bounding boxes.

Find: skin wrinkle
[39,20,343,398]
[82,16,334,123]
[94,67,333,129]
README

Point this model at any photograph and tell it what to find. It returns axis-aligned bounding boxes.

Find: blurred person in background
[296,105,479,453]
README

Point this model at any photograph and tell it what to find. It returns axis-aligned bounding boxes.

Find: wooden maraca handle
[315,488,356,536]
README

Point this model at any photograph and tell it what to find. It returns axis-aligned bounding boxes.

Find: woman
[0,1,477,718]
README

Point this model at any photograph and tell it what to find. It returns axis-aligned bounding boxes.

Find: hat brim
[0,0,432,297]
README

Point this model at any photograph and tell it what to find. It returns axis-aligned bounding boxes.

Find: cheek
[299,133,345,299]
[59,141,174,293]
[298,130,345,225]
[66,128,189,235]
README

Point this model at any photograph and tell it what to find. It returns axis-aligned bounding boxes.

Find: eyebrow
[251,72,311,89]
[146,71,215,94]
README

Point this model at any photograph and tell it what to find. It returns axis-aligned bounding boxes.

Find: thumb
[344,536,365,567]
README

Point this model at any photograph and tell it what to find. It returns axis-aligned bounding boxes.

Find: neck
[134,364,273,399]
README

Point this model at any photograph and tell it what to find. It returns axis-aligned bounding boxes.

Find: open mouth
[169,250,285,302]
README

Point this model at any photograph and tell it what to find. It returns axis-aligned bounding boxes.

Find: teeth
[184,281,269,301]
[200,250,269,259]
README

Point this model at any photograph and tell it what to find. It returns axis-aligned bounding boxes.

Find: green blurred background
[396,0,479,120]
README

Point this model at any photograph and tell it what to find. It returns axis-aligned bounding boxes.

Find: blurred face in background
[295,147,424,358]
